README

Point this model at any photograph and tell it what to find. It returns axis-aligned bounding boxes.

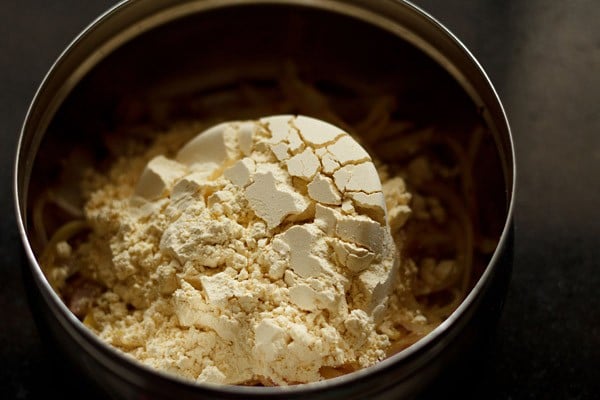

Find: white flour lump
[76,115,421,385]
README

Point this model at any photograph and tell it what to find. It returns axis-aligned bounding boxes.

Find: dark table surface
[2,1,598,399]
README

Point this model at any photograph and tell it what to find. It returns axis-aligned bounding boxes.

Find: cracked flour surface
[61,115,426,385]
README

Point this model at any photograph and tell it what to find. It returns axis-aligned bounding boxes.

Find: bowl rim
[13,0,516,395]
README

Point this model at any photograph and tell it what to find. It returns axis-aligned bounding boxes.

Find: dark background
[1,1,598,399]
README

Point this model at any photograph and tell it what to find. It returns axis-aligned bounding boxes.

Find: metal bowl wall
[14,1,516,399]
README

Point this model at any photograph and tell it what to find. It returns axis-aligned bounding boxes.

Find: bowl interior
[20,1,511,394]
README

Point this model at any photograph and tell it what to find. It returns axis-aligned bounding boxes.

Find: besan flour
[63,115,427,385]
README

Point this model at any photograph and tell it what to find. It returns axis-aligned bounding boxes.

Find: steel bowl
[14,0,516,399]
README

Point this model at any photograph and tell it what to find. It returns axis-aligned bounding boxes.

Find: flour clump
[54,115,422,385]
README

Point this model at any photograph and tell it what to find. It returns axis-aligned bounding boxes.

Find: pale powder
[67,115,425,385]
